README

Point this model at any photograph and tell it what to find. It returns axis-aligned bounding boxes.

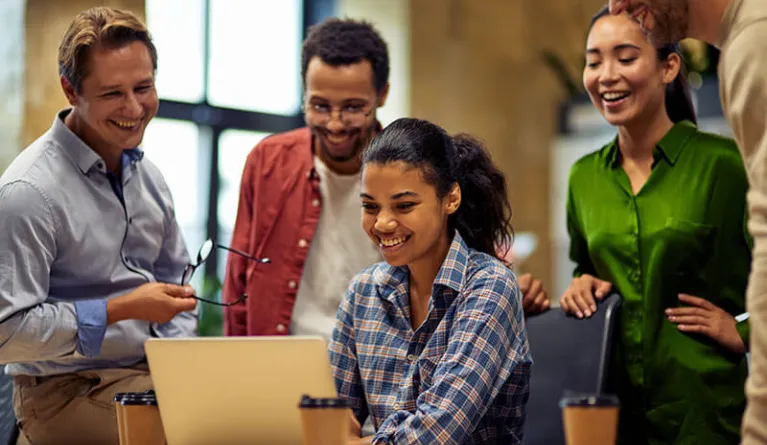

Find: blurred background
[0,0,730,334]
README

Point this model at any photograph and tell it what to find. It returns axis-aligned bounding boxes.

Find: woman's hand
[518,273,551,316]
[559,274,613,319]
[346,410,374,444]
[666,294,746,354]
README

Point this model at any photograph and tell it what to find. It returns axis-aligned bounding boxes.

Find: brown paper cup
[560,394,619,445]
[298,395,352,445]
[116,392,166,445]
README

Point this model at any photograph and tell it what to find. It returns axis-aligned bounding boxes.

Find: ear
[661,52,681,85]
[376,82,390,108]
[445,182,461,215]
[60,76,78,106]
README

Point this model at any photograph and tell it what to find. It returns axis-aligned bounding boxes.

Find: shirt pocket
[663,217,717,296]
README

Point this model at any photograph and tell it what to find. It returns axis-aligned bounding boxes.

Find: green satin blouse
[566,121,751,444]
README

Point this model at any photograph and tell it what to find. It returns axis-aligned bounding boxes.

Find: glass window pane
[217,129,271,246]
[208,0,303,115]
[146,0,206,103]
[141,119,208,271]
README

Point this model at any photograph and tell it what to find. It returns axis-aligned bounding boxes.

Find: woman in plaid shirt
[329,118,532,445]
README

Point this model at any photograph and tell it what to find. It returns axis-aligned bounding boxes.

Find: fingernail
[585,310,592,317]
[591,305,597,311]
[665,309,672,314]
[577,312,583,319]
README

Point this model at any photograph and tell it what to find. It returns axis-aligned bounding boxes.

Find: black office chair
[0,369,18,445]
[522,292,622,445]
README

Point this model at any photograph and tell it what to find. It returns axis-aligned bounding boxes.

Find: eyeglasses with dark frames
[302,101,376,129]
[180,239,271,306]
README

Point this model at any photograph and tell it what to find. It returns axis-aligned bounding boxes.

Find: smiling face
[583,13,679,127]
[609,0,690,45]
[61,40,158,156]
[304,57,388,173]
[360,161,460,267]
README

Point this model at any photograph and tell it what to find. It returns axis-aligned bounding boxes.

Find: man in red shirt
[223,18,551,339]
[222,18,389,337]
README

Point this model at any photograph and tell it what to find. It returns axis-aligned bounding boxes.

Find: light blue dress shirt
[0,109,197,376]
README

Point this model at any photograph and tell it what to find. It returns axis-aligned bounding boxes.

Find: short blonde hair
[58,7,157,93]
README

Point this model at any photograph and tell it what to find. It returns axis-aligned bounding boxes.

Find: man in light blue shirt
[0,7,197,445]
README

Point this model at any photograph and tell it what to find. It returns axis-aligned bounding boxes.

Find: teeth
[112,120,139,128]
[602,92,629,101]
[379,236,407,247]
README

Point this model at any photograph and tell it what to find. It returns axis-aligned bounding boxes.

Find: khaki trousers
[13,366,152,445]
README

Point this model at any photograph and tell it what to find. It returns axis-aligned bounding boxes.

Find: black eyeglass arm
[216,244,271,263]
[191,293,248,307]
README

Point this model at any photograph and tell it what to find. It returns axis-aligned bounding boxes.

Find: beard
[315,124,376,164]
[646,0,690,45]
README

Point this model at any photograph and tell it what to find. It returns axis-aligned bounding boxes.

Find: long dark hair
[362,118,513,260]
[590,6,697,124]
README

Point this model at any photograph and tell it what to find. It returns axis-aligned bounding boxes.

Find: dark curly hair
[363,118,514,260]
[301,18,389,94]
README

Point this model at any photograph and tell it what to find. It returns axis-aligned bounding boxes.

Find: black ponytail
[362,118,513,260]
[658,45,697,124]
[590,5,697,124]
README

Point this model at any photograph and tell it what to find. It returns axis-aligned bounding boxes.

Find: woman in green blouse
[559,7,751,445]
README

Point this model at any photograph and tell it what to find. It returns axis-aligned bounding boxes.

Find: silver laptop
[145,336,338,445]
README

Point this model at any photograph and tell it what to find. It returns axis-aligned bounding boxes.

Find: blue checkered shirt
[329,232,532,445]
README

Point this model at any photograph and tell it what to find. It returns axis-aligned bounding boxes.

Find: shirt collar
[372,231,470,298]
[53,108,144,175]
[715,0,743,48]
[601,120,697,168]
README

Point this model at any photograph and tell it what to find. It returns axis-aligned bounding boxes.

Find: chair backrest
[522,292,622,445]
[0,368,17,445]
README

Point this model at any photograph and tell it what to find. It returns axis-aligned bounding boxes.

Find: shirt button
[312,198,320,207]
[393,402,399,410]
[288,281,297,289]
[276,324,286,333]
[406,354,417,362]
[128,217,133,225]
[298,239,308,248]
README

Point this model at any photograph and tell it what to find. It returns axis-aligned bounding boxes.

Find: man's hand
[518,273,550,316]
[666,294,746,355]
[559,274,613,319]
[107,283,197,325]
[609,0,629,15]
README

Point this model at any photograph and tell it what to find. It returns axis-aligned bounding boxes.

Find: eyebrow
[360,191,420,200]
[308,95,370,104]
[392,191,419,200]
[99,78,154,92]
[586,43,642,54]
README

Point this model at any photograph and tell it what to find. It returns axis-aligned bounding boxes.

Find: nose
[325,110,346,133]
[599,60,620,84]
[374,210,397,233]
[123,92,143,118]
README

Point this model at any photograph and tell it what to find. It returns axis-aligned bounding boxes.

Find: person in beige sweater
[609,0,767,443]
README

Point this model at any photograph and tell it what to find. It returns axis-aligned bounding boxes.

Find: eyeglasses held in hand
[180,239,271,306]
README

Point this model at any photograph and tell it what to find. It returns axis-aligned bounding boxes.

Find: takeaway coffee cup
[560,393,620,445]
[298,394,353,445]
[114,390,166,445]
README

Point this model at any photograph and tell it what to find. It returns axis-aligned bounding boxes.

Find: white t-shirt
[290,156,382,339]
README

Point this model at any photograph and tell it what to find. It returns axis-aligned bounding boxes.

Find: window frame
[152,0,335,282]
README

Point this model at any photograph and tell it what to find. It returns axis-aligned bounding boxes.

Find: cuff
[737,319,750,353]
[74,299,109,357]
